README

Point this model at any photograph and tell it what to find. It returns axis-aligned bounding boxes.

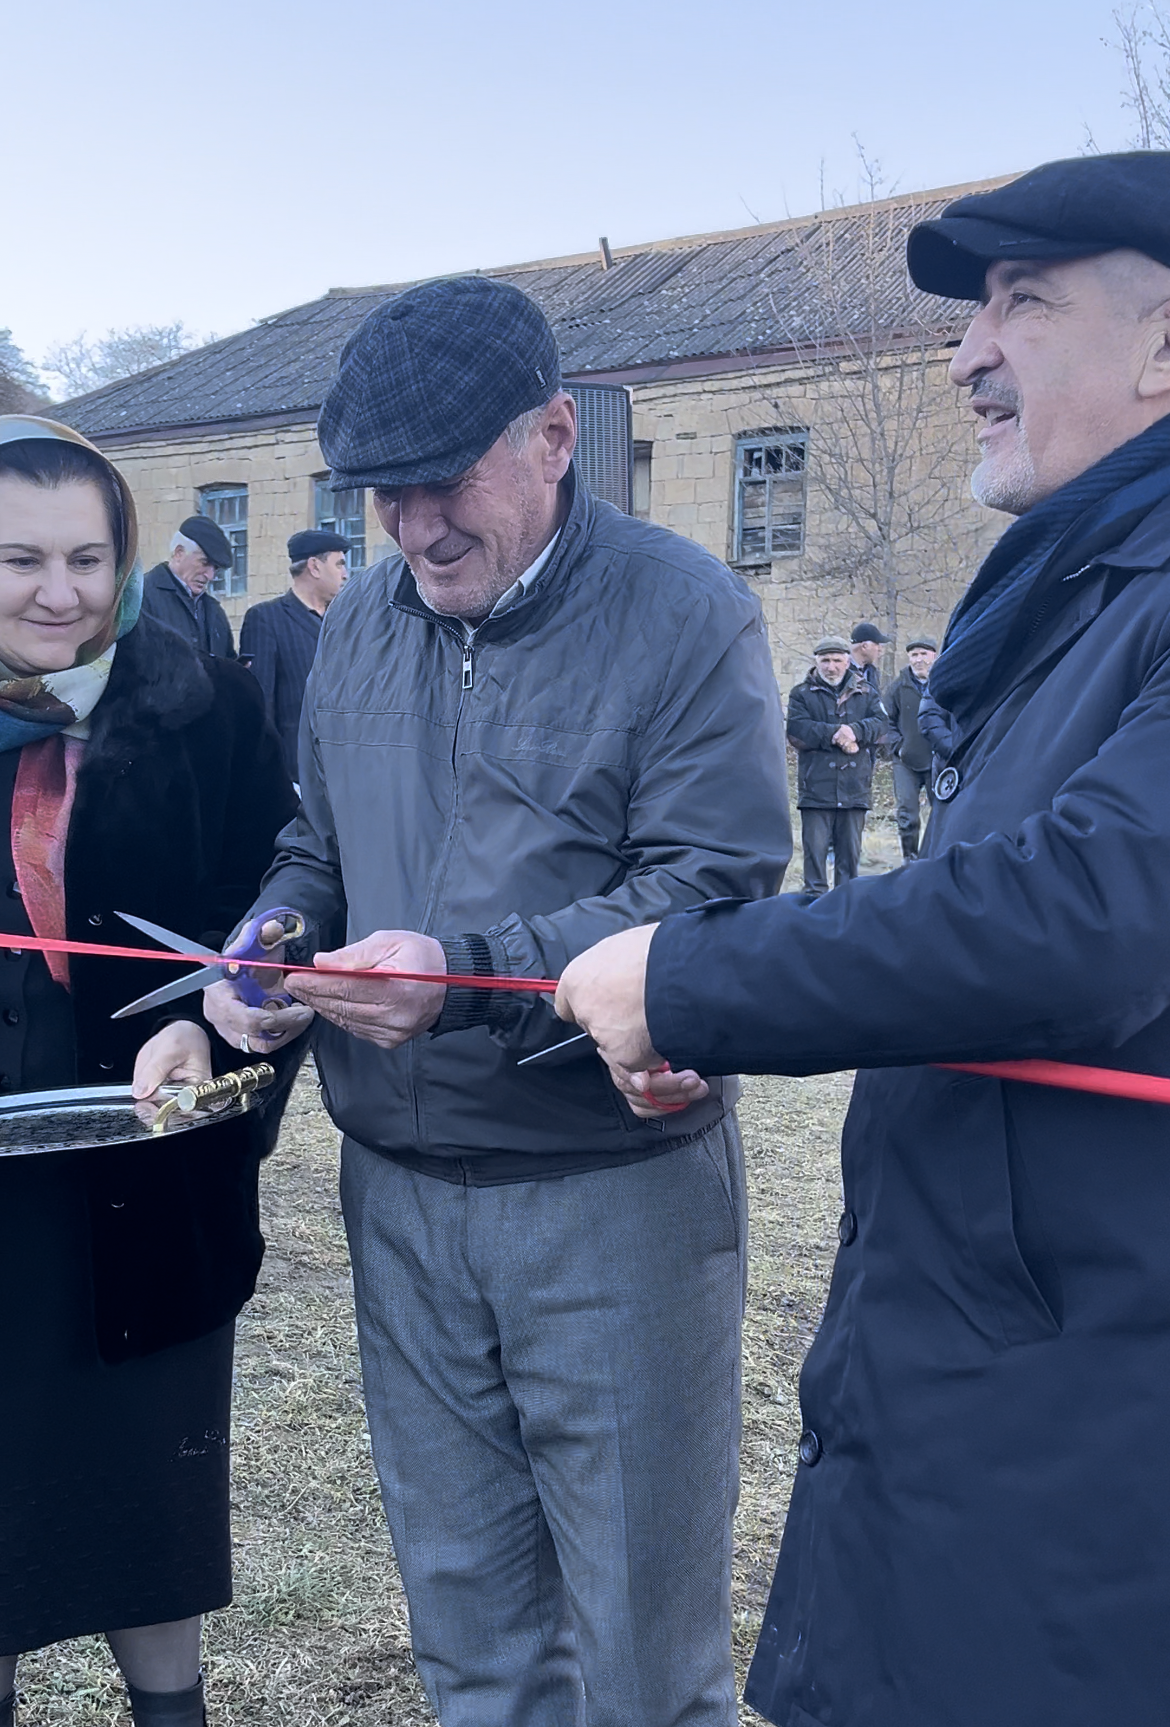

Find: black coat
[238,588,322,782]
[140,562,236,659]
[646,491,1170,1726]
[0,612,297,1362]
[882,663,932,771]
[786,668,885,808]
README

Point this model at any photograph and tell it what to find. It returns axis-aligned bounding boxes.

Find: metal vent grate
[566,382,632,513]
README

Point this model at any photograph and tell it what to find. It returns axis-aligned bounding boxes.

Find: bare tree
[1110,5,1170,146]
[0,329,47,413]
[44,322,196,399]
[754,157,981,646]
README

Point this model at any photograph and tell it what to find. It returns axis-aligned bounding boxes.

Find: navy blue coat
[646,492,1170,1727]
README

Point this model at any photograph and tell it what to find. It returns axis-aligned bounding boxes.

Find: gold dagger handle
[152,1062,276,1135]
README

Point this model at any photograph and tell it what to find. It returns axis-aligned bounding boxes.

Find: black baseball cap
[319,276,562,490]
[179,515,232,569]
[852,621,891,644]
[288,529,350,562]
[907,152,1170,301]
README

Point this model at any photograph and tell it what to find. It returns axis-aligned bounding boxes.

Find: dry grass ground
[16,1063,852,1726]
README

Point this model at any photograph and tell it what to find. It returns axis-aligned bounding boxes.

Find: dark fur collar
[84,612,216,767]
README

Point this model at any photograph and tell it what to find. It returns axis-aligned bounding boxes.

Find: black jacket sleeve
[785,683,841,750]
[646,646,1170,1077]
[239,606,277,722]
[882,677,905,755]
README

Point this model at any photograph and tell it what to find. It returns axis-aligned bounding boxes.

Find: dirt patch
[17,1066,850,1725]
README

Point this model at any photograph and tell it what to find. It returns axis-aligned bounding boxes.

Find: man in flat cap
[239,529,349,782]
[883,635,938,860]
[554,152,1170,1727]
[206,274,788,1724]
[140,515,236,657]
[787,636,885,895]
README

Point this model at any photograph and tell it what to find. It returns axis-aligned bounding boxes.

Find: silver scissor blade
[110,962,224,1020]
[115,911,220,959]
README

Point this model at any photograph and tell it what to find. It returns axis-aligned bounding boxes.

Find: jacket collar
[1095,488,1170,572]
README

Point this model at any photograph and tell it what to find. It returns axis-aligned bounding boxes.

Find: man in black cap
[239,529,349,782]
[848,618,890,692]
[882,635,938,860]
[140,515,236,657]
[554,153,1170,1727]
[204,274,788,1725]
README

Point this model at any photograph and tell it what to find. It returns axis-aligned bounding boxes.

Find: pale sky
[4,0,1140,373]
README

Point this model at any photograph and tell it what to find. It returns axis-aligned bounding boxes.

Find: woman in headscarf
[0,418,303,1727]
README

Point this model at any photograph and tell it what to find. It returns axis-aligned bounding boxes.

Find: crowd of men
[787,620,941,894]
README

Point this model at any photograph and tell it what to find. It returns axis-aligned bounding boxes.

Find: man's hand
[609,1059,710,1119]
[202,917,315,1057]
[285,930,447,1051]
[555,924,662,1075]
[132,1020,213,1099]
[832,724,860,753]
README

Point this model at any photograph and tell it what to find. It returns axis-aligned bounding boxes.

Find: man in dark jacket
[787,635,885,895]
[555,152,1170,1727]
[883,635,938,858]
[204,277,789,1725]
[848,619,890,691]
[140,515,235,657]
[239,528,349,781]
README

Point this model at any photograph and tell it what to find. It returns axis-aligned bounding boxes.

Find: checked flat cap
[318,276,562,490]
[908,151,1170,301]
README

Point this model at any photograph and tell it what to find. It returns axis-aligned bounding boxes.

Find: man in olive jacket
[787,635,885,894]
[556,152,1170,1727]
[206,277,789,1726]
[883,635,938,858]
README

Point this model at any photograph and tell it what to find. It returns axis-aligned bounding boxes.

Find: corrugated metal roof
[60,182,997,441]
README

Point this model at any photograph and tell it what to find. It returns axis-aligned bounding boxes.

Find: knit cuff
[433,932,512,1035]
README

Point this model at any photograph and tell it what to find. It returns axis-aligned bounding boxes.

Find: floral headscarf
[0,416,143,750]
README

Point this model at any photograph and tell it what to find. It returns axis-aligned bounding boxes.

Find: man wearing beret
[239,529,349,781]
[883,635,939,860]
[205,275,789,1724]
[140,515,236,657]
[555,153,1170,1726]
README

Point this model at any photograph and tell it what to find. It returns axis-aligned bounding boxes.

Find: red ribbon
[0,931,557,993]
[1,932,1168,1109]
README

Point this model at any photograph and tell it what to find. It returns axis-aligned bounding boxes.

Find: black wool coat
[882,664,932,772]
[646,490,1170,1726]
[141,563,236,659]
[0,612,297,1362]
[786,669,885,809]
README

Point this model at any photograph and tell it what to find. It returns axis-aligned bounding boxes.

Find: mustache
[968,373,1022,415]
[414,531,479,568]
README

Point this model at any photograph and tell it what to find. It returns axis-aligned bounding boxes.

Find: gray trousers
[340,1118,746,1727]
[891,759,933,857]
[799,806,866,895]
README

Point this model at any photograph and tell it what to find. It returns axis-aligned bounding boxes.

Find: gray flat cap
[318,276,562,491]
[813,635,852,656]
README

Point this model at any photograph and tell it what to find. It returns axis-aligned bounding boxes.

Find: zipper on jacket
[462,645,474,691]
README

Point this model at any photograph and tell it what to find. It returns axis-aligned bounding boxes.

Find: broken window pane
[734,432,807,562]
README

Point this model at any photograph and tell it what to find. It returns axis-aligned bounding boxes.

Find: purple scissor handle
[111,908,307,1020]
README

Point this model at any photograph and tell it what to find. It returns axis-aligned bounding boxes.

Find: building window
[733,431,807,563]
[199,486,248,597]
[632,442,653,521]
[315,478,366,573]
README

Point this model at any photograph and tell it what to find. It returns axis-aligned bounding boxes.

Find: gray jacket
[254,479,789,1169]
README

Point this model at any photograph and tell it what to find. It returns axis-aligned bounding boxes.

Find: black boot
[0,1690,15,1727]
[126,1674,205,1726]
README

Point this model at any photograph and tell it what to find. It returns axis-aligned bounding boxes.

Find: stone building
[60,177,1007,690]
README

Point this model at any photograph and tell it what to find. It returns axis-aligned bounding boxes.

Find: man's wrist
[433,932,512,1035]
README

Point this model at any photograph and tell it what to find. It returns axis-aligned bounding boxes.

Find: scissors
[110,908,306,1020]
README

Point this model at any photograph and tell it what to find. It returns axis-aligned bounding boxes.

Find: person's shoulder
[581,497,759,619]
[240,594,285,630]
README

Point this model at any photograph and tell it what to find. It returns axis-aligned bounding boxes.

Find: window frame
[199,484,248,598]
[732,430,808,565]
[313,477,366,575]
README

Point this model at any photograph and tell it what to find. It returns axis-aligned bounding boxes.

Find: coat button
[88,912,103,926]
[934,765,960,801]
[838,1210,858,1246]
[99,1060,114,1072]
[2,1009,19,1027]
[6,880,21,899]
[4,949,20,962]
[798,1430,823,1467]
